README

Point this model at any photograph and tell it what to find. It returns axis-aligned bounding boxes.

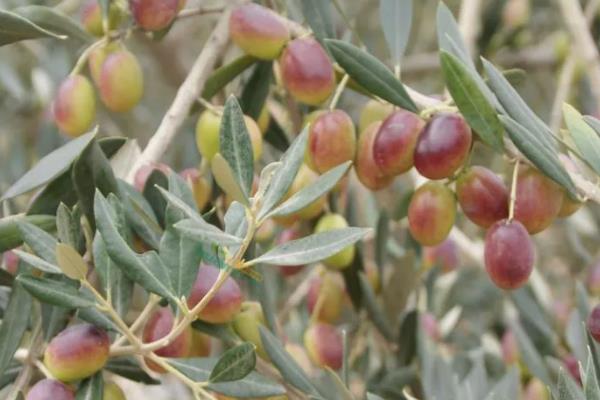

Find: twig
[178,6,225,19]
[557,0,600,110]
[549,0,600,133]
[457,0,483,57]
[126,9,233,183]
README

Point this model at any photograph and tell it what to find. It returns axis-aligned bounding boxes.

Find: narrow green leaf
[511,322,552,385]
[380,0,413,66]
[105,357,159,384]
[324,367,355,400]
[0,9,66,46]
[212,153,249,205]
[73,139,120,230]
[501,116,577,197]
[142,169,169,228]
[94,191,175,301]
[76,372,104,400]
[168,357,286,398]
[0,215,56,253]
[585,348,600,400]
[14,5,92,43]
[326,39,417,112]
[483,59,556,151]
[359,272,395,340]
[557,365,585,400]
[258,127,309,219]
[269,161,351,218]
[173,212,241,246]
[258,327,322,397]
[160,228,202,300]
[202,55,257,100]
[17,221,58,263]
[118,181,162,250]
[240,61,272,120]
[93,235,132,318]
[12,249,61,274]
[56,243,87,280]
[56,203,83,249]
[220,96,255,197]
[209,342,257,383]
[436,3,472,67]
[249,227,369,266]
[301,0,335,50]
[440,51,504,152]
[2,130,96,200]
[77,307,119,332]
[563,104,600,175]
[0,283,32,377]
[16,275,94,308]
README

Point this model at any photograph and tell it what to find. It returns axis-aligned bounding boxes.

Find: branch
[457,0,483,57]
[549,0,600,133]
[557,0,600,110]
[126,9,232,183]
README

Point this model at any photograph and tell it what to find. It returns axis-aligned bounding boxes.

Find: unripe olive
[53,75,96,137]
[142,308,192,372]
[355,122,395,191]
[315,213,355,269]
[98,50,144,112]
[513,166,563,234]
[306,273,344,323]
[195,110,263,163]
[414,113,472,180]
[523,378,549,400]
[229,4,289,60]
[189,330,212,357]
[422,238,459,273]
[180,168,212,211]
[81,0,122,36]
[306,110,356,174]
[408,182,456,246]
[588,305,600,343]
[372,110,425,176]
[129,0,179,31]
[44,324,110,382]
[558,192,583,218]
[456,166,509,228]
[303,323,343,370]
[26,379,74,400]
[232,301,268,359]
[133,162,170,192]
[187,263,243,324]
[358,99,394,134]
[88,42,122,85]
[484,219,534,290]
[255,218,276,243]
[274,165,326,224]
[103,382,127,400]
[280,38,335,106]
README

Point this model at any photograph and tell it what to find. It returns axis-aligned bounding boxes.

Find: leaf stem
[329,74,350,111]
[508,159,520,221]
